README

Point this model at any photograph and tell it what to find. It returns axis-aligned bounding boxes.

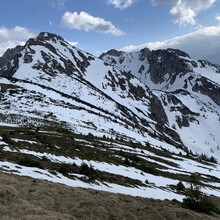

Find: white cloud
[170,2,196,25]
[0,41,24,57]
[0,26,34,42]
[215,16,220,22]
[50,0,65,9]
[152,0,216,26]
[0,26,35,56]
[61,11,125,36]
[121,26,220,64]
[107,0,135,9]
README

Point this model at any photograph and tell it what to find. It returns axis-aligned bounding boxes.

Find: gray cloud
[121,26,220,64]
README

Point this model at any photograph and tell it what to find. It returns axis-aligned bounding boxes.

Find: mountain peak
[99,49,125,60]
[140,47,151,57]
[166,48,190,58]
[36,32,65,42]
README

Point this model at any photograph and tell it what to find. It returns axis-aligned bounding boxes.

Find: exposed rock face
[193,76,220,106]
[149,94,168,125]
[0,32,95,79]
[99,47,198,86]
[0,45,24,77]
[148,49,195,84]
[99,49,125,60]
[36,32,65,42]
[139,47,151,61]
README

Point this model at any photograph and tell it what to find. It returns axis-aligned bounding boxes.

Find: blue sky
[1,0,220,63]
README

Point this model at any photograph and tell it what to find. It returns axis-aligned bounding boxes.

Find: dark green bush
[2,133,13,144]
[124,156,131,166]
[58,164,69,175]
[18,157,43,169]
[183,191,219,214]
[182,173,219,214]
[80,162,97,180]
[176,181,185,192]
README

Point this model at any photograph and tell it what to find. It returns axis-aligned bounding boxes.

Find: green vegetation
[198,153,218,164]
[17,156,43,169]
[79,162,97,181]
[0,125,220,202]
[2,132,14,145]
[176,181,185,192]
[182,173,220,215]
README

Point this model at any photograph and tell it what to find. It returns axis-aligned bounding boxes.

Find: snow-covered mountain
[101,48,220,162]
[0,32,182,148]
[0,32,220,200]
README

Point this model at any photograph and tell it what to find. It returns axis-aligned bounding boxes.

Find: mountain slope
[101,48,220,162]
[0,32,182,147]
[1,172,220,220]
[0,32,219,201]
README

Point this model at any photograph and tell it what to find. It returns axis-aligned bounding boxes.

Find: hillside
[1,172,220,220]
[0,32,220,203]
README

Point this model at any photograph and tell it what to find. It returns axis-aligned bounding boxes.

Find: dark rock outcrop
[37,32,65,42]
[193,76,220,106]
[99,49,124,60]
[0,45,24,77]
[148,49,194,84]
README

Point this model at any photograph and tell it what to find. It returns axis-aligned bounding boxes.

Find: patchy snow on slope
[1,33,220,201]
[195,62,220,85]
[0,159,185,200]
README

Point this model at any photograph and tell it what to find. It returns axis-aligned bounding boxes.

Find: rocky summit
[0,32,220,202]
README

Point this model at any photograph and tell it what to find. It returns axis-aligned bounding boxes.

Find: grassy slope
[0,172,220,220]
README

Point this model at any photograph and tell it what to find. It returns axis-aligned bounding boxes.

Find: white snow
[0,160,184,200]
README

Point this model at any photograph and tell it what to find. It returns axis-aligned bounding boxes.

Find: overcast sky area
[0,0,220,64]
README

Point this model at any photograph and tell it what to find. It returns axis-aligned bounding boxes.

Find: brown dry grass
[1,172,220,220]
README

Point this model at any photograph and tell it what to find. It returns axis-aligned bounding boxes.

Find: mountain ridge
[101,46,220,160]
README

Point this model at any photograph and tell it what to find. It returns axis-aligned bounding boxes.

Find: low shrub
[176,181,185,192]
[2,133,13,144]
[80,162,97,180]
[183,191,219,214]
[182,173,219,214]
[17,157,43,169]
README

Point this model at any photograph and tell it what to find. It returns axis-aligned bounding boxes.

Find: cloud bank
[61,11,125,36]
[121,26,220,64]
